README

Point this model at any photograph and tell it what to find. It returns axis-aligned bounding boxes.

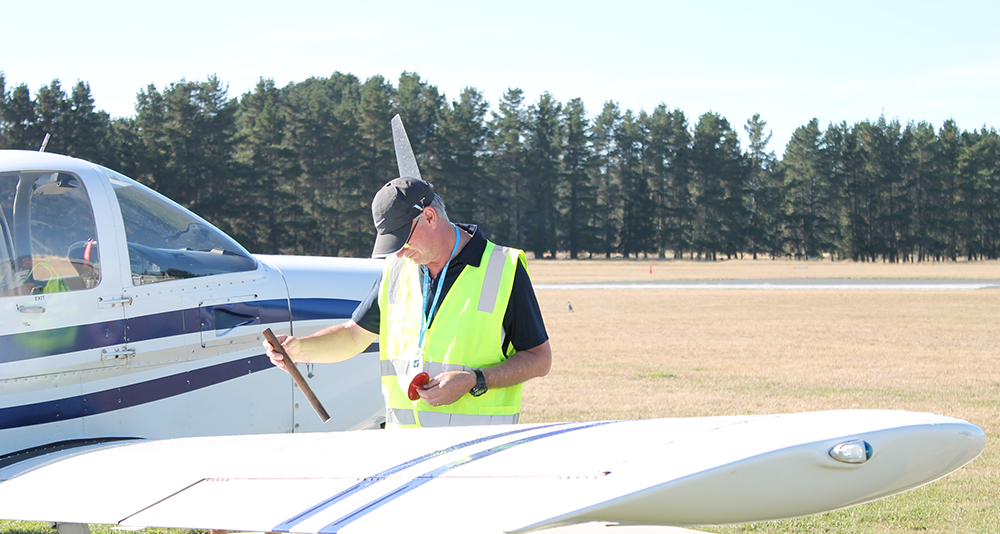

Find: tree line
[2,71,998,261]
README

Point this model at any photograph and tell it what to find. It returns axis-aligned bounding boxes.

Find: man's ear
[423,206,438,229]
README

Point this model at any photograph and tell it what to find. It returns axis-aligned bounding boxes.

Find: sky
[2,0,998,154]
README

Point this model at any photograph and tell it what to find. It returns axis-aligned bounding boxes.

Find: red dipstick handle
[408,372,430,401]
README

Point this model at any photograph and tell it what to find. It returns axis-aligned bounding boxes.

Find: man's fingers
[262,339,288,372]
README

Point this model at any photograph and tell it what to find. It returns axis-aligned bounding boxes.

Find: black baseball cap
[371,177,435,258]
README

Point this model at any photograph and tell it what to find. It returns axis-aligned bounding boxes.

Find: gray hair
[429,193,449,223]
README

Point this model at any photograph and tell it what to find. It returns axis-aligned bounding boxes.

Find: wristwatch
[470,369,488,397]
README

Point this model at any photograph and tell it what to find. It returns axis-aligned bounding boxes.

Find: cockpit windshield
[100,166,257,285]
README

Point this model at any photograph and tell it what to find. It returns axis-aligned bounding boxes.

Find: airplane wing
[0,410,984,533]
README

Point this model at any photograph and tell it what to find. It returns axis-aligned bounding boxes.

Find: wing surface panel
[0,410,985,533]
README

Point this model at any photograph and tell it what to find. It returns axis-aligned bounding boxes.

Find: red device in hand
[407,372,430,401]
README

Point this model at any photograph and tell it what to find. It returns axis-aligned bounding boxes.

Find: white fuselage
[0,150,385,459]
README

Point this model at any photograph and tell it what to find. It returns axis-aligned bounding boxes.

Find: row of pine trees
[2,72,998,261]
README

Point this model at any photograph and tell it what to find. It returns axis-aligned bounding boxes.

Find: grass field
[521,259,998,533]
[3,259,997,534]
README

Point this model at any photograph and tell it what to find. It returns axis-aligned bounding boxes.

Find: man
[264,177,550,427]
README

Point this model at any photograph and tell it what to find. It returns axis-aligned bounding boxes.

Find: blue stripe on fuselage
[0,298,359,364]
[0,297,364,430]
[0,354,274,430]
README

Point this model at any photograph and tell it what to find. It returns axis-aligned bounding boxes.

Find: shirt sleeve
[351,273,382,335]
[502,261,549,354]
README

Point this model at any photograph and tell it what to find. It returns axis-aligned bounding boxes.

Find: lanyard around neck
[418,224,461,349]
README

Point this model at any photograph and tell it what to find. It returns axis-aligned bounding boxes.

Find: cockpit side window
[99,166,257,285]
[0,171,101,296]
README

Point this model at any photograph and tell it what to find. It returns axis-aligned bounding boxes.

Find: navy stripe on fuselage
[272,423,575,532]
[0,343,378,432]
[317,421,616,533]
[0,354,274,430]
[0,297,364,430]
[0,298,358,364]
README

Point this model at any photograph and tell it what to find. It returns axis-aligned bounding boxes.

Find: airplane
[0,119,988,534]
[0,147,387,462]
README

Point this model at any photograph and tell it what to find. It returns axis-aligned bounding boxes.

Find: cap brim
[371,224,412,258]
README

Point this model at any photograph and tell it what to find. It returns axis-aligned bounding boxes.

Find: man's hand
[415,341,552,407]
[263,335,300,372]
[417,371,476,407]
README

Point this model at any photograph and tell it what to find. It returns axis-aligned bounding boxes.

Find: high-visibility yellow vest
[378,240,526,428]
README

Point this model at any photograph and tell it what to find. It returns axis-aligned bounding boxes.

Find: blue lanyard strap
[418,224,461,349]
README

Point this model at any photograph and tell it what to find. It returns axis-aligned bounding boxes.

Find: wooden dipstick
[263,328,331,423]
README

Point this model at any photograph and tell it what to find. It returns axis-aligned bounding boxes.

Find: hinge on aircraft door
[101,346,135,361]
[98,295,133,309]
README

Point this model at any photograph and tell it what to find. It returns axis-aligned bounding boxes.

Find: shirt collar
[452,223,486,268]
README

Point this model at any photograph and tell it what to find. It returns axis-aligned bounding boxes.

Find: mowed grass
[3,260,997,534]
[520,259,999,533]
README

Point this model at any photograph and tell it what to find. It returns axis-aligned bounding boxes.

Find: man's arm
[480,340,551,388]
[417,340,551,406]
[264,320,378,371]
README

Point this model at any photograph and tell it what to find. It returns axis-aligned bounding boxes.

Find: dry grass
[3,260,996,534]
[526,257,1000,283]
[519,260,999,533]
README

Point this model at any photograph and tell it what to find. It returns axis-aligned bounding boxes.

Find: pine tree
[0,78,38,150]
[615,110,654,257]
[33,81,70,153]
[233,78,301,253]
[936,119,964,260]
[781,118,838,258]
[131,77,240,233]
[282,75,351,255]
[866,116,908,262]
[643,105,693,258]
[589,102,622,258]
[900,121,944,260]
[63,82,112,163]
[349,75,397,256]
[743,113,781,259]
[828,122,871,260]
[558,98,596,259]
[690,112,744,259]
[436,87,488,225]
[959,128,1000,259]
[485,88,528,247]
[523,92,562,258]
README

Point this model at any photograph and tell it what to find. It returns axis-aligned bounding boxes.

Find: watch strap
[470,369,487,397]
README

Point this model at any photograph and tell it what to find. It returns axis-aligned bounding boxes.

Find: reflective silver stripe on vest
[426,362,472,375]
[387,256,405,305]
[478,245,508,313]
[381,360,473,377]
[387,408,417,426]
[387,409,519,427]
[419,412,519,426]
[381,359,410,377]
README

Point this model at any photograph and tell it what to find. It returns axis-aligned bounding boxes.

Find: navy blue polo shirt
[351,223,548,354]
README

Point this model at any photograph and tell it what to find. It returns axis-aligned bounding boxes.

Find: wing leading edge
[0,410,985,534]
